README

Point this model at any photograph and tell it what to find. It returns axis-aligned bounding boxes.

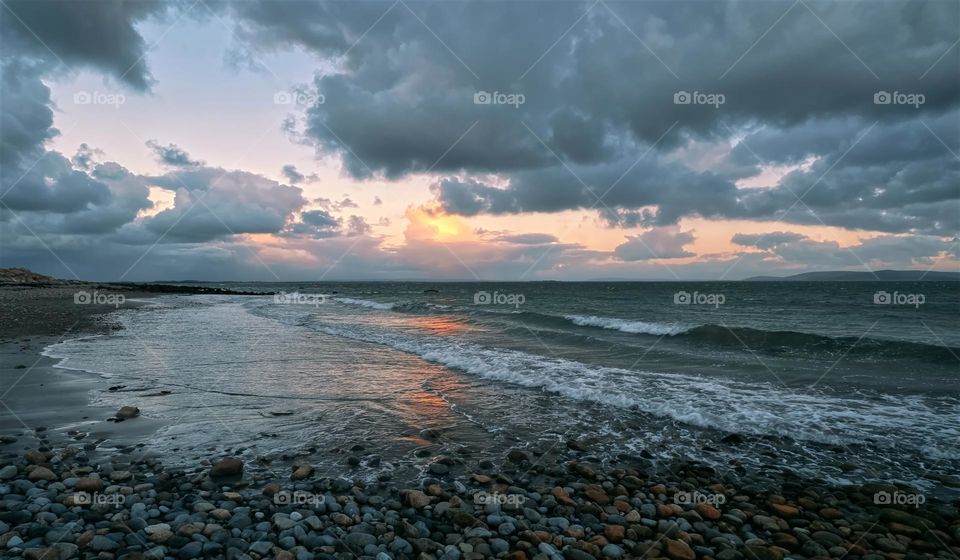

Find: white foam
[564,314,689,336]
[316,322,960,452]
[335,297,395,310]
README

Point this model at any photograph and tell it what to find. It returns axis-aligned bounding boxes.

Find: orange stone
[694,502,721,520]
[604,525,625,543]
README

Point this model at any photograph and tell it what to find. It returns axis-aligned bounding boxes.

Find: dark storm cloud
[147,141,204,167]
[0,0,170,90]
[225,0,958,236]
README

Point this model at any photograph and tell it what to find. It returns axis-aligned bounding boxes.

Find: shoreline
[1,285,958,558]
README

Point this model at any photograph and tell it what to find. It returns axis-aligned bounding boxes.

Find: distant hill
[745,270,960,281]
[0,267,70,285]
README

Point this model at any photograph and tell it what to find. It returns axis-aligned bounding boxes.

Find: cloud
[614,226,696,261]
[732,231,808,250]
[1,0,170,90]
[281,164,318,184]
[139,167,307,242]
[495,233,558,245]
[147,141,203,167]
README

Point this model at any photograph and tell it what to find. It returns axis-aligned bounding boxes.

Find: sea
[43,281,960,497]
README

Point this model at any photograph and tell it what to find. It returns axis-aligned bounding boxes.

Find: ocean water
[44,282,960,496]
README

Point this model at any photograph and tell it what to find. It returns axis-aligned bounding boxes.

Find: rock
[771,532,798,549]
[604,525,625,543]
[343,532,377,550]
[110,470,132,482]
[694,502,721,520]
[0,465,17,480]
[602,544,624,558]
[145,523,173,544]
[584,484,609,504]
[404,489,431,508]
[116,406,140,419]
[879,509,931,530]
[429,462,450,475]
[811,531,843,547]
[74,477,103,492]
[507,449,531,463]
[566,439,588,452]
[291,464,313,480]
[210,456,243,477]
[769,503,799,518]
[25,449,49,464]
[664,539,696,560]
[90,535,119,552]
[25,544,78,560]
[28,466,56,481]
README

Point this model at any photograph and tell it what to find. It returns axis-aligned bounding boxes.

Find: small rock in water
[115,406,140,419]
[210,456,244,477]
[291,464,314,480]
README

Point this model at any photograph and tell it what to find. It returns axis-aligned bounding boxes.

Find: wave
[312,321,960,451]
[563,314,689,336]
[681,324,960,363]
[334,297,395,310]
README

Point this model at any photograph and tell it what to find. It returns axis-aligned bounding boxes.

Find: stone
[664,538,696,560]
[210,456,243,477]
[28,466,56,481]
[116,406,140,419]
[74,477,103,492]
[90,535,119,552]
[404,489,431,508]
[344,532,377,550]
[146,523,173,544]
[695,502,721,520]
[291,464,313,480]
[584,484,609,504]
[110,470,132,482]
[0,465,17,480]
[25,449,49,464]
[769,504,799,518]
[603,525,625,543]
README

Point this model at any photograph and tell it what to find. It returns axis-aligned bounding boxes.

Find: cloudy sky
[1,0,957,281]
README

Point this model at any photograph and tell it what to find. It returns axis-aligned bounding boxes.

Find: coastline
[0,285,958,559]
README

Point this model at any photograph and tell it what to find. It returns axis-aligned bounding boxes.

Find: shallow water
[44,281,960,496]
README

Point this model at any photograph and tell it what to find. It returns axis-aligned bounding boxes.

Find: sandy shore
[0,287,171,458]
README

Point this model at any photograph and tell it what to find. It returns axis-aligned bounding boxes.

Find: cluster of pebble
[0,443,957,560]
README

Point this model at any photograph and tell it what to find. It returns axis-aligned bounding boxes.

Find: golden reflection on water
[405,315,471,336]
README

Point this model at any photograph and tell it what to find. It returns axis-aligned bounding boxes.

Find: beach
[0,283,958,559]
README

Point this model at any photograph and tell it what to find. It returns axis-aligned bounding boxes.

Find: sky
[1,0,958,281]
